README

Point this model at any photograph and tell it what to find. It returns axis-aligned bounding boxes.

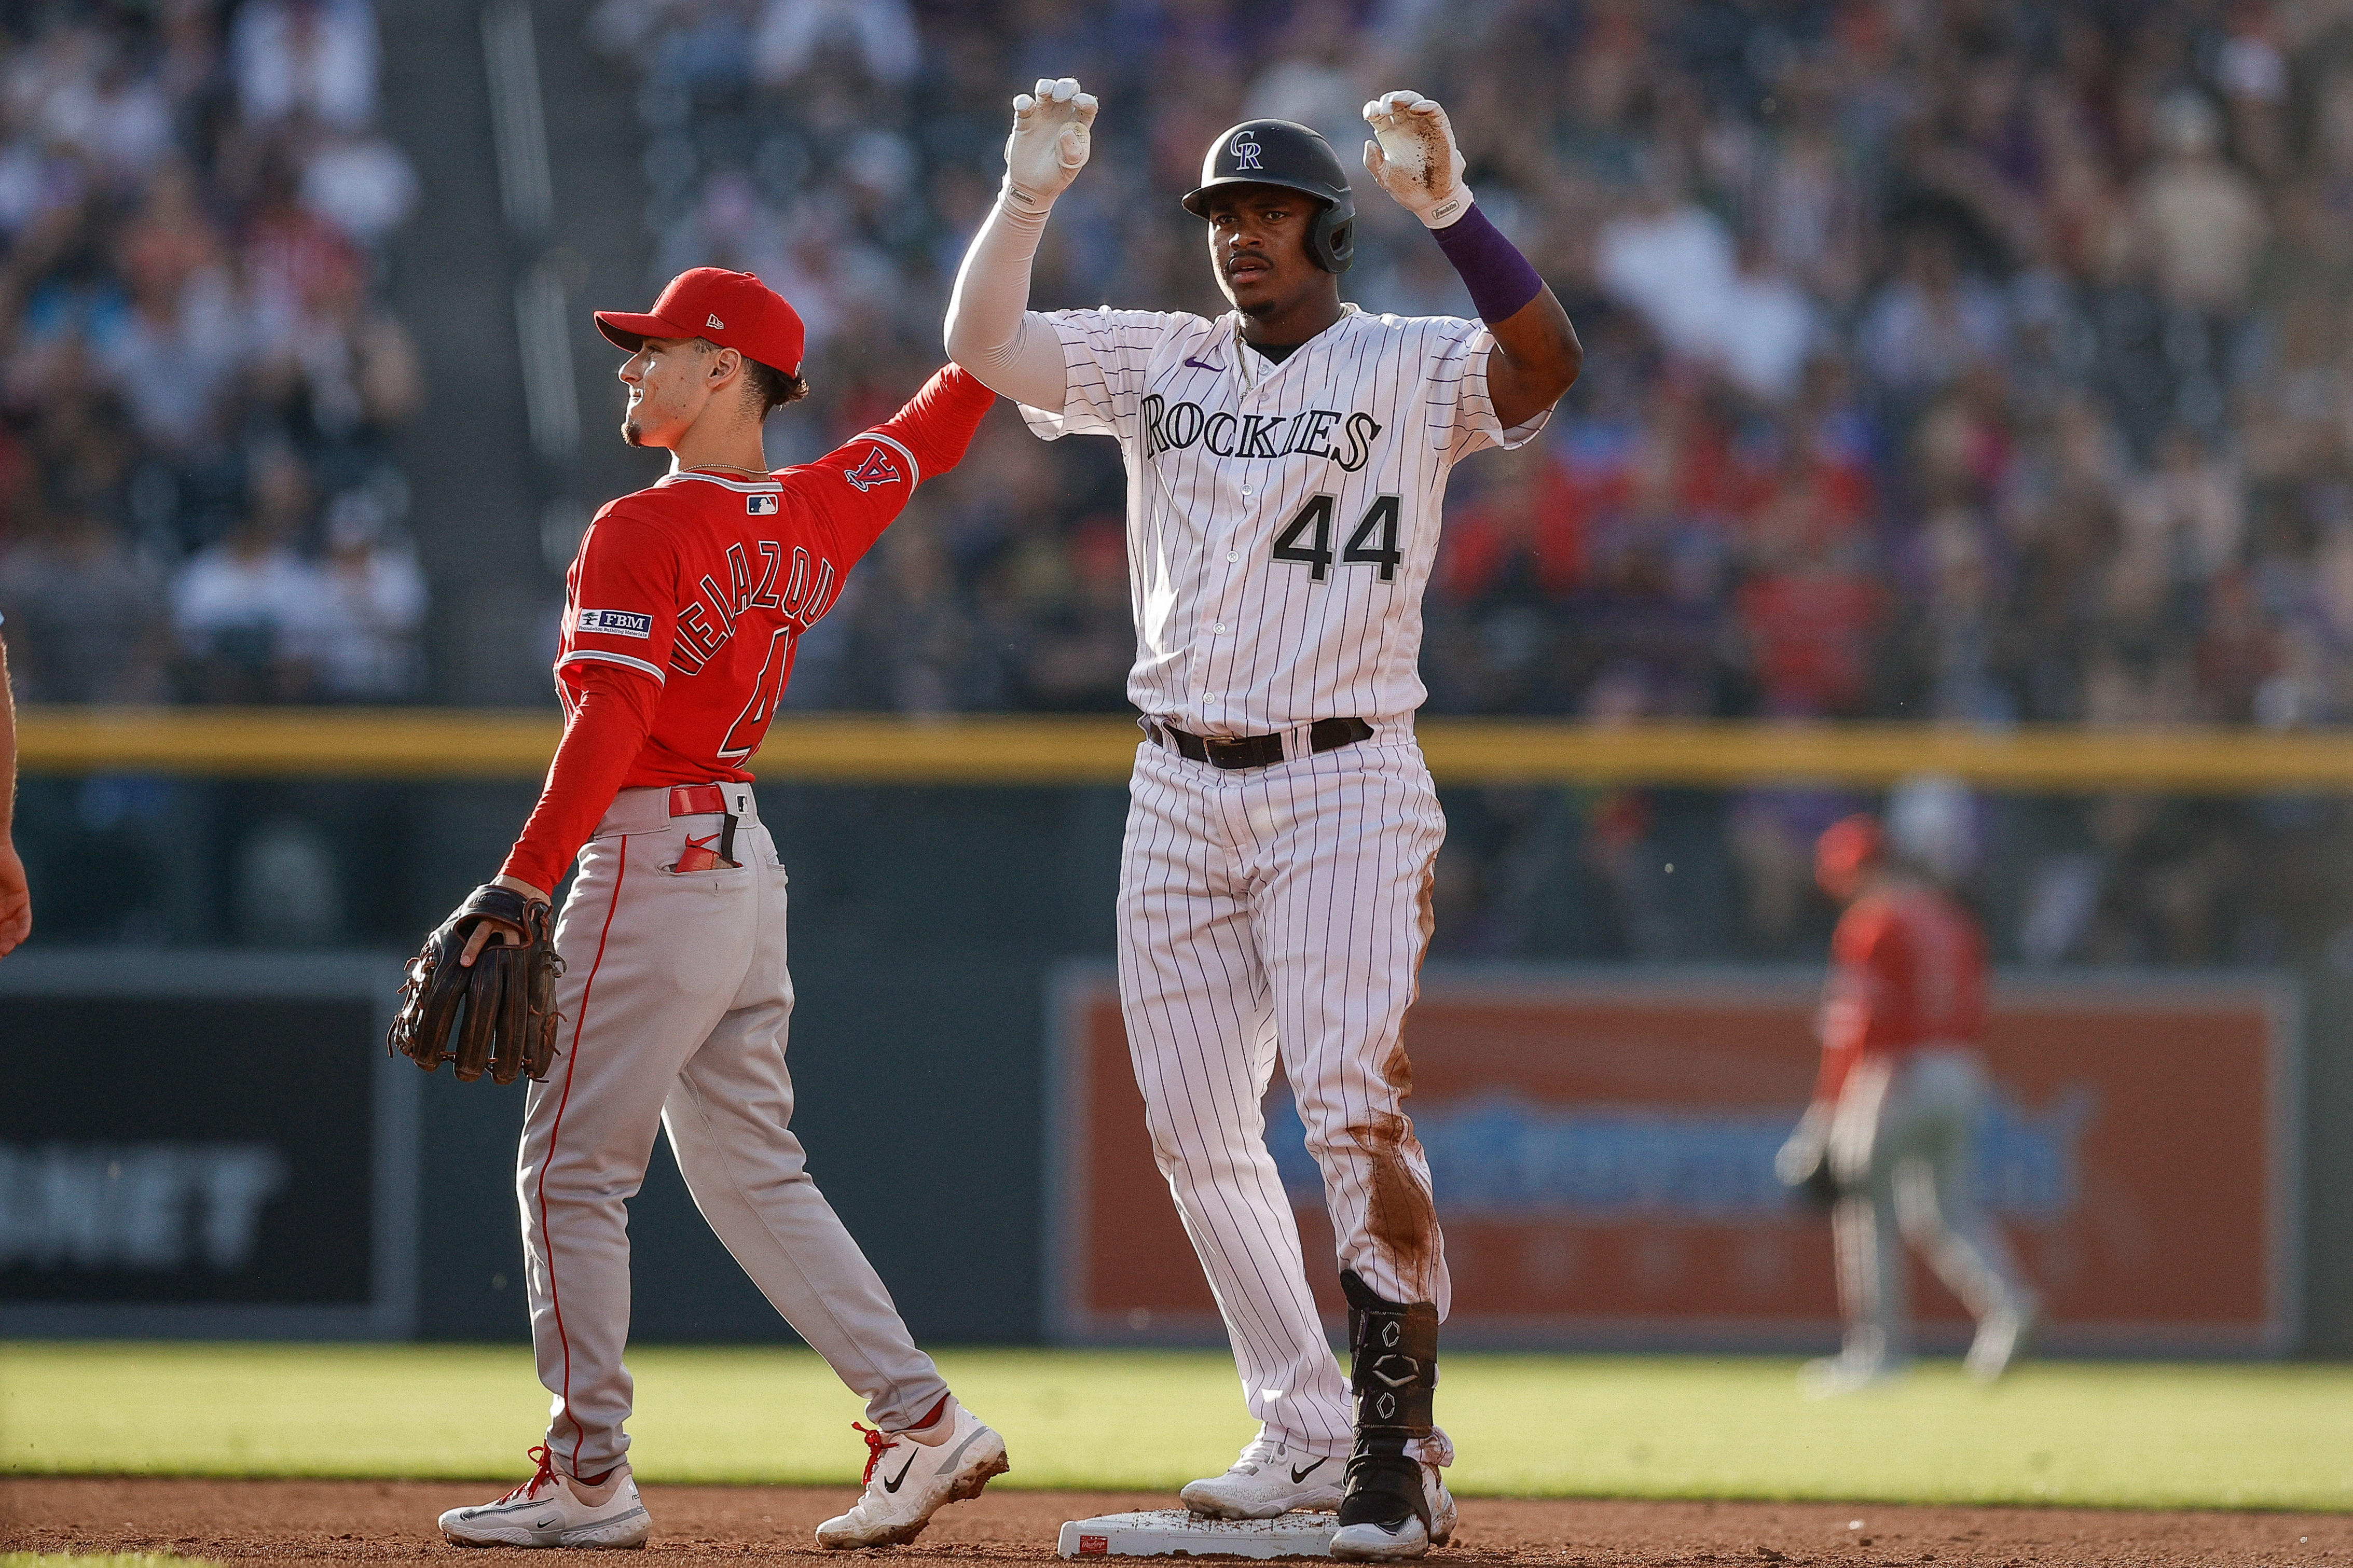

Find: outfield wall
[0,947,2313,1356]
[10,716,2353,1354]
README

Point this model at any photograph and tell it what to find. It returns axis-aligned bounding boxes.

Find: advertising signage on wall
[0,952,415,1338]
[1048,965,2299,1355]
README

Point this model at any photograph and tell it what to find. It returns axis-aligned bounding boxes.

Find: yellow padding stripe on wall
[18,708,2353,792]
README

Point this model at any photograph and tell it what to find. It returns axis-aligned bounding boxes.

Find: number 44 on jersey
[1272,493,1403,583]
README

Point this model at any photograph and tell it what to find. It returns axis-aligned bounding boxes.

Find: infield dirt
[5,1478,2348,1566]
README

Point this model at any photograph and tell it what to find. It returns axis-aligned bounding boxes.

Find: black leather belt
[1144,716,1373,770]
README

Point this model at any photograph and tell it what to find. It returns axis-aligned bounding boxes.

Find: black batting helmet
[1181,119,1355,273]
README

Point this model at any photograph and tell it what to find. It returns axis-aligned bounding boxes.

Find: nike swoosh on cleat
[936,1426,990,1474]
[882,1450,921,1493]
[1184,356,1222,371]
[1290,1459,1327,1485]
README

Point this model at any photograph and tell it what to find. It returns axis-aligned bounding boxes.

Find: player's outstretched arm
[0,631,27,958]
[803,364,1000,564]
[943,77,1097,410]
[1362,90,1580,430]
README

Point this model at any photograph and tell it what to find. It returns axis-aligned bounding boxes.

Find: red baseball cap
[594,267,805,376]
[1815,813,1887,902]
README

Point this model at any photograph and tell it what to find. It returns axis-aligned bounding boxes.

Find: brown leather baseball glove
[389,884,565,1085]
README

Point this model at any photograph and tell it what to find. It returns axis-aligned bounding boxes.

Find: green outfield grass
[4,1342,2349,1511]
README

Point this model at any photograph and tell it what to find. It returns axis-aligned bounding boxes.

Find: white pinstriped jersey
[1020,304,1547,733]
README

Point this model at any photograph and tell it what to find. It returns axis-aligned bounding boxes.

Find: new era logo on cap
[707,313,724,329]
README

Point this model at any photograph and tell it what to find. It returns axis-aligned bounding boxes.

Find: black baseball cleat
[1331,1439,1456,1560]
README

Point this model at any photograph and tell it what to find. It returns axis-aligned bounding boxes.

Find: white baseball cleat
[438,1446,651,1548]
[1800,1351,1911,1398]
[815,1398,1010,1549]
[1180,1433,1345,1519]
[1966,1295,2040,1383]
[1328,1446,1456,1562]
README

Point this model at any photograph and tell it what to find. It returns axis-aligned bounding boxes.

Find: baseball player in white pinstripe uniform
[949,82,1579,1560]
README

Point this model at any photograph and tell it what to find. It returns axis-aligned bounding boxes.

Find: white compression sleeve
[944,195,1071,412]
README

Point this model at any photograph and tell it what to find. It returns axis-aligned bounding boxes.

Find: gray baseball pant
[516,783,948,1478]
[1826,1044,2030,1365]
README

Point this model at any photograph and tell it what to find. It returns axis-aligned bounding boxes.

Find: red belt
[669,784,730,816]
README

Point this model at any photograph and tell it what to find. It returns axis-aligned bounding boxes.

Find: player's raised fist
[1003,76,1097,211]
[1361,89,1471,228]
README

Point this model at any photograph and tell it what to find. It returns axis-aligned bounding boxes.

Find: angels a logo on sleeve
[575,609,653,639]
[841,445,903,492]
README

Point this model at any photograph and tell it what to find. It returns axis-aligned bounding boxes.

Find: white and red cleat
[439,1446,651,1549]
[815,1397,1010,1548]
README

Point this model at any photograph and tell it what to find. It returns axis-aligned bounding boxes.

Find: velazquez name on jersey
[1140,395,1384,471]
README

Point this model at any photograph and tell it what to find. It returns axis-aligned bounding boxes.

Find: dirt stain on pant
[1358,1106,1439,1299]
[1360,867,1440,1299]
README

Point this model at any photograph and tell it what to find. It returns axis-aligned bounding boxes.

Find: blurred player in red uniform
[0,628,24,957]
[433,268,1011,1550]
[1778,803,2038,1395]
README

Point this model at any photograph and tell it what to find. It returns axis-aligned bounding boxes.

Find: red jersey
[1815,880,1987,1102]
[501,366,995,891]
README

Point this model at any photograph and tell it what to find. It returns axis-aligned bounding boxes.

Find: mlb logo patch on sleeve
[746,492,779,516]
[576,608,653,639]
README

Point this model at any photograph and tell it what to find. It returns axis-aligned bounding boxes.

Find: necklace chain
[683,462,771,479]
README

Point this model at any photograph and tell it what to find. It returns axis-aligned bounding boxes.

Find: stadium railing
[20,707,2353,792]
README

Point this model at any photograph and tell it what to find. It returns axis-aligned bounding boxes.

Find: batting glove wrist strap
[1416,185,1477,230]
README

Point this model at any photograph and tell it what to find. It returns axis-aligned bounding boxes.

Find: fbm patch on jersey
[576,608,653,639]
[841,446,902,492]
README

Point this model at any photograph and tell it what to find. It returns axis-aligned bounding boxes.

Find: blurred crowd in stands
[22,0,2353,968]
[0,0,427,705]
[584,0,2353,736]
[562,0,2353,972]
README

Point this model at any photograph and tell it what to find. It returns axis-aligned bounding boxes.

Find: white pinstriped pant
[1118,734,1451,1460]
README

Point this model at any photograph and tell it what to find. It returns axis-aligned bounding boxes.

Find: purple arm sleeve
[1429,203,1545,324]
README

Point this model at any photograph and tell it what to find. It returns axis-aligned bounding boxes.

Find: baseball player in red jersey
[1777,814,2039,1396]
[433,268,1009,1550]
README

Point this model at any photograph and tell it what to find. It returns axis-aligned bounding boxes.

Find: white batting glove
[1002,76,1097,213]
[1361,89,1472,228]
